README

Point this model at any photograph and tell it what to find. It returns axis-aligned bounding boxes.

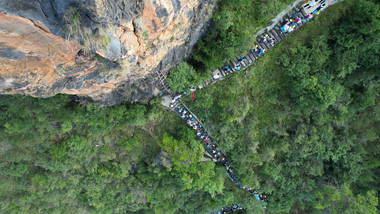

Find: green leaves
[166,62,202,93]
[314,184,378,214]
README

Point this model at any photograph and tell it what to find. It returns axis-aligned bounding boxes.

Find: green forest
[1,0,379,213]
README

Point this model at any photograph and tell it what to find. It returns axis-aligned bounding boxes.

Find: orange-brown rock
[0,0,215,105]
[0,12,82,96]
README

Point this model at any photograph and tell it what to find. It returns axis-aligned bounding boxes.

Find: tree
[314,184,378,214]
[166,62,202,93]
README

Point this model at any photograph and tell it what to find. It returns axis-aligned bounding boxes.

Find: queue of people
[217,204,245,214]
[172,101,269,210]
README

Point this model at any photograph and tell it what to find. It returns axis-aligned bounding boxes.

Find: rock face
[0,0,215,105]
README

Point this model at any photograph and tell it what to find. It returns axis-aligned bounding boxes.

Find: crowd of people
[217,204,245,214]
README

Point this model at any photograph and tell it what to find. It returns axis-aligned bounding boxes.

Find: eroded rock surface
[0,0,215,105]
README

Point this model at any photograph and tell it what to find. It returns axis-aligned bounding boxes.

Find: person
[291,18,300,26]
[255,194,260,201]
[257,48,265,55]
[305,0,316,8]
[235,64,240,71]
[302,13,312,22]
[268,37,274,46]
[224,66,230,72]
[313,4,325,14]
[254,44,259,52]
[260,35,267,43]
[261,193,268,201]
[239,56,244,62]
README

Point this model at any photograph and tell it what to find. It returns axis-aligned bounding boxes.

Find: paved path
[161,0,343,212]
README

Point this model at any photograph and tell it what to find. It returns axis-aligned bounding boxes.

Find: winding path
[160,0,342,213]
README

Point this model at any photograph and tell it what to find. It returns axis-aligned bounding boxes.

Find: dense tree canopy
[184,0,380,212]
[0,0,379,213]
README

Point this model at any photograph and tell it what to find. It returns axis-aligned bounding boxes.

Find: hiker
[268,37,274,45]
[232,204,237,210]
[305,0,316,9]
[313,4,325,14]
[239,56,244,62]
[260,35,267,43]
[227,168,233,174]
[224,66,230,72]
[257,48,265,55]
[291,18,300,26]
[302,13,312,22]
[235,64,240,71]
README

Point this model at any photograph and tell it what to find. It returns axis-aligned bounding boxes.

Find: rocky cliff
[0,0,215,105]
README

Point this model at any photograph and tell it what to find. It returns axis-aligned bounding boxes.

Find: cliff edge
[0,0,215,105]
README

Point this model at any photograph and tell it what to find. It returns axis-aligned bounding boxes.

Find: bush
[166,62,202,92]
